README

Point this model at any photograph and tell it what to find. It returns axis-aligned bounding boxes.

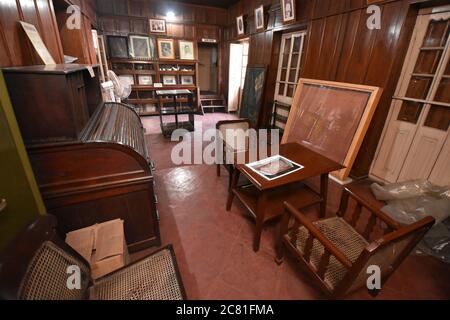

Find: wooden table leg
[226,169,240,211]
[320,173,329,218]
[253,191,267,252]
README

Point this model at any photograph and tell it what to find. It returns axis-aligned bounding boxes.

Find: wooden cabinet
[2,64,161,252]
[3,65,101,144]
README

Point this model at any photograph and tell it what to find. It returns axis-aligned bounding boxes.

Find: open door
[228,41,249,112]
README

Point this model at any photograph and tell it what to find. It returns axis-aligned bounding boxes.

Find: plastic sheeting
[371,180,450,264]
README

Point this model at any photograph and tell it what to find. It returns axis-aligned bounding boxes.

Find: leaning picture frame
[281,78,383,182]
[107,36,129,59]
[181,75,194,85]
[157,38,175,60]
[179,40,195,60]
[163,75,177,85]
[129,35,155,60]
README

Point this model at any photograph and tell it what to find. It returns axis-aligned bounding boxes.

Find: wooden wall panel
[223,0,426,178]
[0,0,64,67]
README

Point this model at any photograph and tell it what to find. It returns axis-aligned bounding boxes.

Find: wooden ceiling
[172,0,239,9]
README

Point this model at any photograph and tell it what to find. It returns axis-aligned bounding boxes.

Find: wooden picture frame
[280,0,296,23]
[138,75,153,85]
[149,19,166,34]
[162,75,177,85]
[107,36,129,59]
[255,5,265,30]
[181,75,194,85]
[282,79,383,181]
[239,65,268,128]
[237,15,245,35]
[179,40,195,60]
[157,39,175,60]
[129,35,155,60]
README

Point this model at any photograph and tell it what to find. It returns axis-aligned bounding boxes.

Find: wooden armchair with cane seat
[216,119,251,189]
[0,215,186,300]
[276,187,435,298]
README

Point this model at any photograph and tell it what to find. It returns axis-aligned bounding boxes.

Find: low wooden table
[226,142,344,252]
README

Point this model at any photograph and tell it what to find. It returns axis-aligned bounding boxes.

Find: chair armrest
[345,188,402,230]
[284,202,353,269]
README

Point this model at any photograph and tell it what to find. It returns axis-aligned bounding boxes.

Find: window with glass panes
[274,31,307,104]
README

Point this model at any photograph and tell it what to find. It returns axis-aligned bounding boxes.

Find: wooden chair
[216,119,251,189]
[0,216,186,300]
[276,187,435,298]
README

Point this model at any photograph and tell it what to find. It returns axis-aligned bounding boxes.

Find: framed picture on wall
[129,35,155,60]
[281,0,296,23]
[157,39,175,60]
[181,76,194,85]
[255,5,265,30]
[107,36,129,59]
[149,19,166,33]
[163,75,177,85]
[179,40,195,60]
[237,15,245,35]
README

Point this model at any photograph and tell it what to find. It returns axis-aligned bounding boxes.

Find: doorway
[198,43,218,95]
[228,40,249,112]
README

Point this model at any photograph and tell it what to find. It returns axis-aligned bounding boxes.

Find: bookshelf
[109,58,200,116]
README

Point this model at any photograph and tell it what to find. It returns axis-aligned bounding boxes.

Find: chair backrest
[216,120,251,152]
[338,215,434,296]
[0,216,91,300]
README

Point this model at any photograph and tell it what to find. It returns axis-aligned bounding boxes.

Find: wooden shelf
[115,69,156,75]
[233,183,322,222]
[110,58,157,64]
[159,70,195,75]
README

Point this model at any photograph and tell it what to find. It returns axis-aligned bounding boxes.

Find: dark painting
[239,66,267,128]
[107,36,129,59]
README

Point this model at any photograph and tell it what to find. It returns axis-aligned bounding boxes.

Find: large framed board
[239,66,267,128]
[282,78,383,181]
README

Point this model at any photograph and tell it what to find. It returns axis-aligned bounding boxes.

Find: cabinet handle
[0,199,7,213]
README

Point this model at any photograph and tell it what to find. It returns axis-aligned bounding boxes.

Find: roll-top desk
[3,65,160,252]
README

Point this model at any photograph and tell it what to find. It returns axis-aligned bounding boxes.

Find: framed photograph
[181,75,194,85]
[163,75,177,85]
[246,155,304,181]
[281,0,296,22]
[255,5,264,30]
[157,39,175,60]
[179,40,195,60]
[107,36,129,59]
[237,15,245,35]
[129,35,155,60]
[138,75,153,85]
[118,75,135,86]
[149,19,166,33]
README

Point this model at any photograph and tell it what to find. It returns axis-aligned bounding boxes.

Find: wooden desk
[226,142,344,252]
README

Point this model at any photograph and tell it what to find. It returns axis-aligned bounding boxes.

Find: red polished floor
[134,113,450,300]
